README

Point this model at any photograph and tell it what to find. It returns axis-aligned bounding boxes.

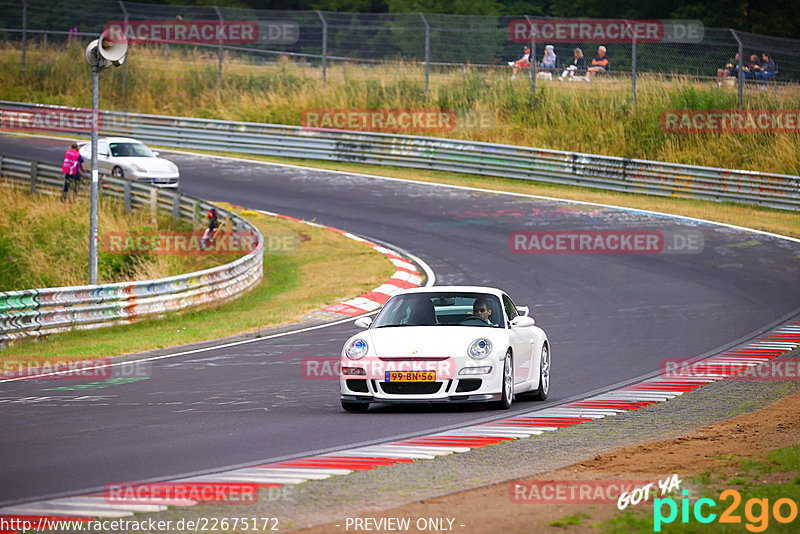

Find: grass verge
[1,45,799,175]
[0,182,231,290]
[601,444,800,533]
[0,204,395,363]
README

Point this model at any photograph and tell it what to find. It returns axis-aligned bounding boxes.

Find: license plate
[385,371,436,382]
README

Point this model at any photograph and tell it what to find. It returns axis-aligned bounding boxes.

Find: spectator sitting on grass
[755,52,777,89]
[586,46,609,80]
[560,48,586,80]
[540,45,557,70]
[509,46,531,80]
[744,54,761,79]
[717,52,740,86]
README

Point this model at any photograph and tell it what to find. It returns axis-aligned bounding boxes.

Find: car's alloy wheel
[341,400,370,413]
[112,166,124,178]
[532,344,549,401]
[492,351,513,409]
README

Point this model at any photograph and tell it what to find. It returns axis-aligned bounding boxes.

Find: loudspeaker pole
[89,62,100,284]
[84,30,127,284]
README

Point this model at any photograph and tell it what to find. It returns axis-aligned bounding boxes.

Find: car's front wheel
[531,344,550,401]
[112,166,124,178]
[492,350,513,410]
[341,400,370,413]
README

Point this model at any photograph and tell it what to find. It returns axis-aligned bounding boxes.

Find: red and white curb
[255,209,426,317]
[2,321,797,523]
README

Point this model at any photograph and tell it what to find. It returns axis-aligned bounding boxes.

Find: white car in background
[340,286,550,412]
[79,137,179,188]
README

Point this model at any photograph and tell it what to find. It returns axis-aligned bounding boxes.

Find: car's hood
[364,326,504,358]
[121,157,178,172]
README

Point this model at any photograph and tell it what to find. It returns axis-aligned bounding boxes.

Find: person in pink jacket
[61,142,84,201]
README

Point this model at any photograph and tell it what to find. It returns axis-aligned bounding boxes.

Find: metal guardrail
[0,155,264,342]
[1,100,797,210]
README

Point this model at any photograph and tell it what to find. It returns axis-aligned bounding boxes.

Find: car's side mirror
[516,305,530,317]
[511,315,535,328]
[152,151,160,156]
[354,317,373,329]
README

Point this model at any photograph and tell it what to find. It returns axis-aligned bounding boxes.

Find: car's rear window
[372,292,503,328]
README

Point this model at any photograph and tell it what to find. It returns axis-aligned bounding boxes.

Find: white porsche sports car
[79,137,180,188]
[340,286,550,412]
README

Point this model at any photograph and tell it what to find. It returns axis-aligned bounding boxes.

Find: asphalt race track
[2,135,799,506]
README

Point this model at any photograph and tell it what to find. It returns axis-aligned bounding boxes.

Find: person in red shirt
[586,46,610,80]
[509,46,531,80]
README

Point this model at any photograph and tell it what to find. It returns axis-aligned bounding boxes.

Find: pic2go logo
[654,489,798,532]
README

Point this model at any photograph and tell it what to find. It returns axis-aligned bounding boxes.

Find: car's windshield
[372,292,503,328]
[109,142,154,157]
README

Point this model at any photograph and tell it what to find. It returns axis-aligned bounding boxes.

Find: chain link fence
[1,0,798,106]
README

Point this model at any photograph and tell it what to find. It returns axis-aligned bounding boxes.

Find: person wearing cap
[509,46,531,79]
[61,142,84,202]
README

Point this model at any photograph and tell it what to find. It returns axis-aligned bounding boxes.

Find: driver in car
[461,296,494,326]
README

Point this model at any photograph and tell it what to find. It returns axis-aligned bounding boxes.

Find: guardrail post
[29,161,38,194]
[193,200,200,229]
[0,155,4,176]
[172,193,181,223]
[123,181,131,212]
[149,188,157,225]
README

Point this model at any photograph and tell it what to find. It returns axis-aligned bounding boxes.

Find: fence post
[149,188,157,225]
[118,1,128,99]
[524,15,536,107]
[343,58,346,82]
[420,13,430,95]
[172,193,181,223]
[123,180,131,212]
[193,200,200,229]
[21,0,27,79]
[214,6,224,92]
[627,20,637,111]
[29,161,38,194]
[730,29,743,111]
[317,11,327,87]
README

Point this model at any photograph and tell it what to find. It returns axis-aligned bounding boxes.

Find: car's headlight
[132,164,146,172]
[467,338,492,359]
[345,339,368,360]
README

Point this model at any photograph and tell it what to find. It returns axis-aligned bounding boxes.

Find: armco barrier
[1,100,799,210]
[0,155,264,343]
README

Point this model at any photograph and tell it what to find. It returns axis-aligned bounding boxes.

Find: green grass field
[1,43,798,176]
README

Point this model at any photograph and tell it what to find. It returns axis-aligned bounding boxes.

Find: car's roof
[397,286,506,297]
[102,137,145,144]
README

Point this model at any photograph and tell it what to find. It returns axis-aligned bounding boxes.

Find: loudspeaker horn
[97,29,128,65]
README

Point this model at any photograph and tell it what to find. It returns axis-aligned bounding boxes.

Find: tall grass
[1,43,799,175]
[0,183,229,291]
